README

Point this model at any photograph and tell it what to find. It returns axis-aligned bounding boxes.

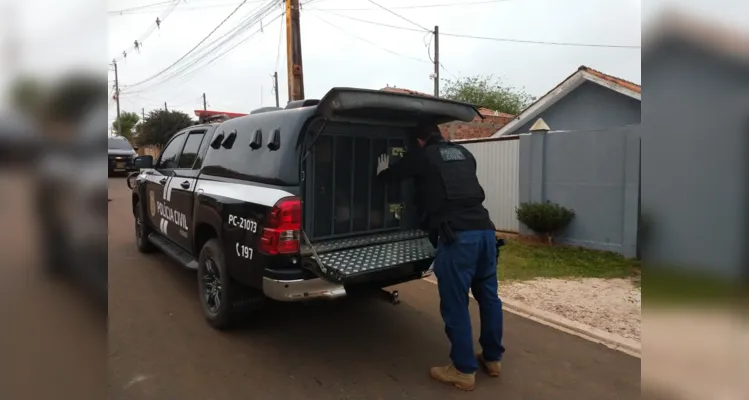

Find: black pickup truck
[130,87,481,329]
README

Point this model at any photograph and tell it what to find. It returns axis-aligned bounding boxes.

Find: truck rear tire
[197,239,243,330]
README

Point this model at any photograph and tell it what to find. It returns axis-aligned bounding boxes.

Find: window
[156,133,187,169]
[177,132,206,169]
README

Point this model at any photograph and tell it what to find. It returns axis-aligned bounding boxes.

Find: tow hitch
[380,289,400,305]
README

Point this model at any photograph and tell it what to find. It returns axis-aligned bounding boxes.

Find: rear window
[108,138,133,150]
[200,108,315,186]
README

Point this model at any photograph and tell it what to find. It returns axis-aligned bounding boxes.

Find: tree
[136,109,194,147]
[442,75,536,116]
[111,111,140,139]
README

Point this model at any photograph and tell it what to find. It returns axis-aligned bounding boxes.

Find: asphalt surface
[107,177,641,399]
[0,172,106,400]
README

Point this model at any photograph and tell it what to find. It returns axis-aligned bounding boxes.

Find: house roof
[490,66,641,138]
[380,86,515,118]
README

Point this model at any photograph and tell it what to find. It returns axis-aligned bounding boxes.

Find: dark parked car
[108,136,137,175]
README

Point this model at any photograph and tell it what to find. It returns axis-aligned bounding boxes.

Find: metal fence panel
[462,138,520,232]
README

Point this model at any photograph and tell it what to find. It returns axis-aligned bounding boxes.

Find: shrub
[516,201,575,243]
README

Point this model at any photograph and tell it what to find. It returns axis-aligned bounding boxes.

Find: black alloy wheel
[202,257,223,316]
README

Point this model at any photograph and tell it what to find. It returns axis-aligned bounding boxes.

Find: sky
[102,0,749,127]
[103,0,642,126]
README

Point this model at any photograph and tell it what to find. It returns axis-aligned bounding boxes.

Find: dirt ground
[499,278,642,342]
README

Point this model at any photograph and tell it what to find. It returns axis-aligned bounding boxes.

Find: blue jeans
[433,229,505,374]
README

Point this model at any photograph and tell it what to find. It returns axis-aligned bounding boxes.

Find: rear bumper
[262,262,434,302]
[108,157,135,171]
[262,277,347,301]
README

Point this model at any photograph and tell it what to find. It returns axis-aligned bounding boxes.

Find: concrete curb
[421,276,641,359]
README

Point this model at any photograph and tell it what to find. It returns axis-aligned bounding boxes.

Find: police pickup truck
[130,87,482,329]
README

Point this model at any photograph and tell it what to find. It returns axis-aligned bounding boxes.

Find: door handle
[159,178,167,185]
[180,181,190,189]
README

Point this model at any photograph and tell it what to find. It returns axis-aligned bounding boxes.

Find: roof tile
[579,66,641,93]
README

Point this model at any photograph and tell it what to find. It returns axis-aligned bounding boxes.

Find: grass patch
[497,238,640,282]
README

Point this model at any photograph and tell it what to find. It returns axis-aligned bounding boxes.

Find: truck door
[143,131,187,240]
[165,129,211,251]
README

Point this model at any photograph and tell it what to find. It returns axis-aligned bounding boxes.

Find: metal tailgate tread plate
[300,229,428,256]
[313,237,436,281]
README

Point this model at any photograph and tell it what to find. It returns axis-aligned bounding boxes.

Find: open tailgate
[300,230,436,284]
[316,87,481,126]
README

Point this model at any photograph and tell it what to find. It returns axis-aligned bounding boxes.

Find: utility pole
[113,61,122,135]
[164,102,168,111]
[433,25,440,97]
[202,93,207,110]
[141,108,145,120]
[273,72,280,107]
[285,0,305,102]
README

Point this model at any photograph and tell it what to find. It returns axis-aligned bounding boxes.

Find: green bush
[516,201,575,243]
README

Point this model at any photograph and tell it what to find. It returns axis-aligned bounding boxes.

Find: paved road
[108,178,640,400]
[0,172,106,400]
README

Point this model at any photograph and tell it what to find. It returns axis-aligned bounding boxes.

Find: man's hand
[376,153,390,175]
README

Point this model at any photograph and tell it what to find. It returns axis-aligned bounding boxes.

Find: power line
[363,0,430,32]
[440,31,641,48]
[309,9,641,49]
[109,0,270,16]
[124,10,283,94]
[125,0,273,89]
[135,0,279,89]
[440,63,459,80]
[108,0,174,15]
[125,3,280,93]
[111,0,181,62]
[274,9,285,71]
[312,14,431,64]
[167,12,286,87]
[308,8,421,32]
[310,0,512,11]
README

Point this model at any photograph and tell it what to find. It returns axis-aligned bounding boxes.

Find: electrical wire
[439,31,641,48]
[167,12,286,87]
[300,0,330,7]
[422,32,459,80]
[124,3,279,93]
[108,0,175,15]
[439,63,459,79]
[311,14,431,64]
[112,0,181,62]
[309,0,512,11]
[363,0,430,32]
[307,9,426,32]
[308,9,641,48]
[124,0,270,89]
[111,0,181,63]
[275,10,285,72]
[109,0,271,16]
[123,8,283,94]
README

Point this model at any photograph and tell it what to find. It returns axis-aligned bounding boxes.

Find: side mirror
[133,155,153,169]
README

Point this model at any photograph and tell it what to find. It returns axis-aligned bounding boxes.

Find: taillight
[258,197,302,255]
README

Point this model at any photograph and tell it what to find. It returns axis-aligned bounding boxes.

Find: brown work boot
[429,364,476,391]
[476,353,502,377]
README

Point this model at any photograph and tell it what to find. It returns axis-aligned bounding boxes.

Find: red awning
[194,110,248,119]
